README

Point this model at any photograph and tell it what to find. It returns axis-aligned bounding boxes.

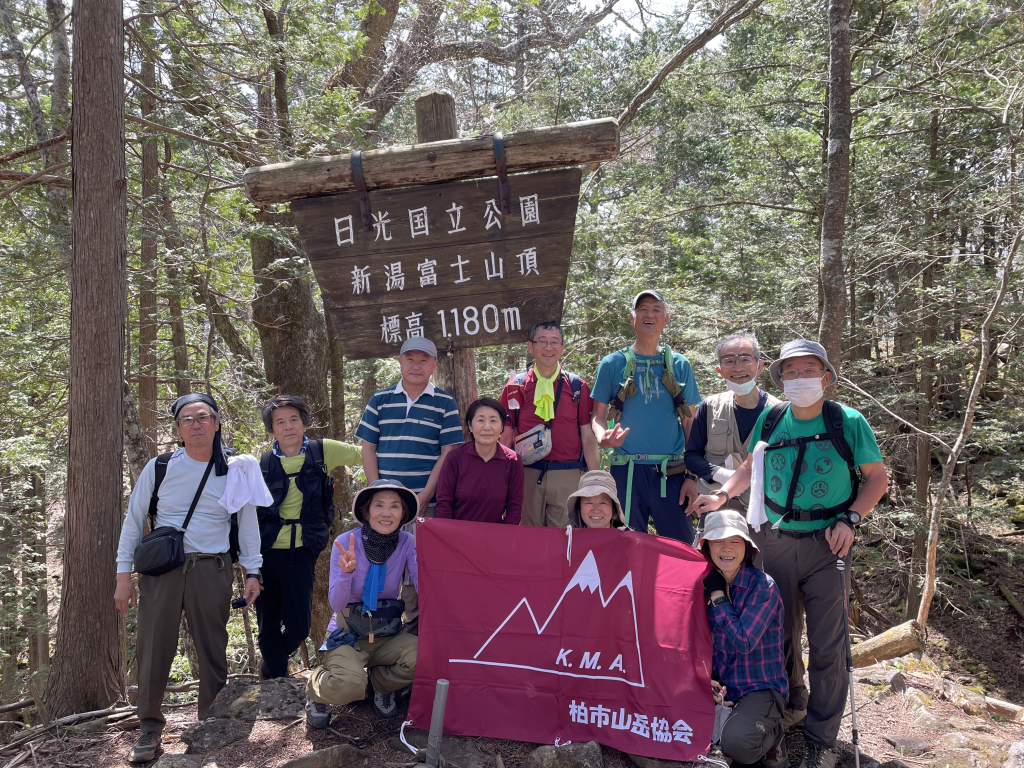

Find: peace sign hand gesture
[334,532,358,573]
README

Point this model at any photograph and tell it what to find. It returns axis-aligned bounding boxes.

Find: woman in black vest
[255,395,362,679]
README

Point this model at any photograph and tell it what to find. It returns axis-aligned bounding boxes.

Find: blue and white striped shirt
[356,381,463,496]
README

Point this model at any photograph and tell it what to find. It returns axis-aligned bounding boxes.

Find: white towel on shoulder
[220,453,273,512]
[746,440,769,532]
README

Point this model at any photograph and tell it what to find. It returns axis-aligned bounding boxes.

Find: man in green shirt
[693,340,888,768]
[255,395,362,679]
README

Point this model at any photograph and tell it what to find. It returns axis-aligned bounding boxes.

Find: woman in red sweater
[435,398,524,524]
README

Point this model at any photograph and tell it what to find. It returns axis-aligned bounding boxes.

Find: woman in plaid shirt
[700,510,790,768]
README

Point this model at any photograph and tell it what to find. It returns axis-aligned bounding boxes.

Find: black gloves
[703,569,728,599]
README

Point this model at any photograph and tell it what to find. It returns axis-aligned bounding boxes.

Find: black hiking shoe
[130,731,160,763]
[798,738,837,768]
[374,689,398,719]
[305,698,331,729]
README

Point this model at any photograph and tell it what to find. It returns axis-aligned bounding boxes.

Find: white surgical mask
[783,376,826,407]
[725,379,758,396]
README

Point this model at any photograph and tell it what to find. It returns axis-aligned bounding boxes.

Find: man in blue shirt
[591,290,701,542]
[357,337,463,631]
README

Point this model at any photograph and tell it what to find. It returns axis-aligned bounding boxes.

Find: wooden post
[416,92,478,431]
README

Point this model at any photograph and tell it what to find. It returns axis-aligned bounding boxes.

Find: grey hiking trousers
[754,526,847,747]
[136,553,234,733]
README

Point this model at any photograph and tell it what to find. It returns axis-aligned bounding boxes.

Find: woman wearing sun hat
[304,479,419,729]
[565,470,627,529]
[699,509,789,768]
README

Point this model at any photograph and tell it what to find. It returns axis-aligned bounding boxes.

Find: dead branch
[0,698,35,715]
[0,132,69,166]
[0,162,72,199]
[126,115,260,167]
[996,580,1024,620]
[617,0,764,129]
[916,227,1024,630]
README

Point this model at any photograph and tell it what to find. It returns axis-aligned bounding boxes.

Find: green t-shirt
[748,403,883,531]
[273,439,362,548]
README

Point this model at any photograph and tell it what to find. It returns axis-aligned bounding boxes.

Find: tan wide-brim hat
[565,470,626,529]
[353,479,418,527]
[697,509,758,552]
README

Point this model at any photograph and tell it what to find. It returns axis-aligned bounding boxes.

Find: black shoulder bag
[134,456,215,577]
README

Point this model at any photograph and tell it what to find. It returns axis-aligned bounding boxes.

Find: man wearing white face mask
[692,339,887,768]
[684,335,780,539]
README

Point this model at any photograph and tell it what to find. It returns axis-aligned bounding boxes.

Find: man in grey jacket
[115,393,264,763]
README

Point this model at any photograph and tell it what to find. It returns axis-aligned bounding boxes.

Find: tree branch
[916,226,1023,630]
[324,0,401,93]
[0,162,71,198]
[126,114,260,166]
[0,132,69,166]
[617,0,763,129]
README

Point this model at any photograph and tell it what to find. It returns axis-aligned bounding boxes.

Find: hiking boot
[763,737,789,768]
[305,698,331,729]
[373,689,398,719]
[129,731,160,763]
[397,684,413,701]
[780,707,806,730]
[798,738,837,768]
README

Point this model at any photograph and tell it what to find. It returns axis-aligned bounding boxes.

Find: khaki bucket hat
[565,471,626,529]
[697,508,758,552]
[353,479,418,527]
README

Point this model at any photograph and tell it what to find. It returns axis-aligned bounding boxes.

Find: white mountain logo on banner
[449,550,645,687]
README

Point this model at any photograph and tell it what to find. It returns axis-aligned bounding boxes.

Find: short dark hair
[528,320,564,343]
[465,398,508,433]
[358,491,411,524]
[260,395,310,432]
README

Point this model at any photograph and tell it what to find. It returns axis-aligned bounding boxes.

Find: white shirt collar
[395,379,435,402]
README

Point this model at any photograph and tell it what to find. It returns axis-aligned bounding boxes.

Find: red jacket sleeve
[435,449,458,519]
[504,450,524,525]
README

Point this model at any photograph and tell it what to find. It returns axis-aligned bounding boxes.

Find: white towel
[746,440,769,532]
[219,453,273,512]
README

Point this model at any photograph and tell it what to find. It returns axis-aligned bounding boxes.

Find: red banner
[408,519,715,761]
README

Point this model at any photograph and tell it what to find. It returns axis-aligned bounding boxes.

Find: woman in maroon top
[435,398,524,524]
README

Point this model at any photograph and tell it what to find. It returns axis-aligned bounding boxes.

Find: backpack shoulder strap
[147,452,173,528]
[565,372,583,403]
[822,400,854,465]
[620,346,636,378]
[761,403,791,443]
[307,439,328,474]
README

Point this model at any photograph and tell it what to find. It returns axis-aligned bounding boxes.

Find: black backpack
[149,452,241,563]
[760,400,860,524]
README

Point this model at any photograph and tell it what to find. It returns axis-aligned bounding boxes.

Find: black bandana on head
[361,522,401,565]
[171,393,230,476]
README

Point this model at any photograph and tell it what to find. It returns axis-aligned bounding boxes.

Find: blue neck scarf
[362,562,387,611]
[360,522,399,611]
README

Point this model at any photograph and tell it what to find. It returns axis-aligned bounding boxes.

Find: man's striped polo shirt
[356,380,463,495]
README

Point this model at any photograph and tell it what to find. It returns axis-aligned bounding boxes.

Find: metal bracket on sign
[445,338,455,359]
[350,150,373,231]
[492,132,511,216]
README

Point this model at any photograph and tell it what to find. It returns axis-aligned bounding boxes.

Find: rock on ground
[180,718,253,754]
[522,741,603,768]
[206,678,306,721]
[627,754,700,768]
[1003,743,1024,768]
[278,744,367,768]
[387,729,489,768]
[884,736,933,757]
[153,756,204,768]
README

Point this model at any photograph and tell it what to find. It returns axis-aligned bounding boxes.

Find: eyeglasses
[177,414,214,427]
[781,368,825,381]
[530,339,564,348]
[719,355,756,367]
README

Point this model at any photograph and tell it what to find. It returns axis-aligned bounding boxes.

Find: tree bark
[28,471,48,673]
[416,92,477,431]
[250,220,331,435]
[816,0,852,369]
[46,0,127,717]
[138,0,160,455]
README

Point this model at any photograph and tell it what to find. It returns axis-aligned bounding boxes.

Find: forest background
[0,0,1022,726]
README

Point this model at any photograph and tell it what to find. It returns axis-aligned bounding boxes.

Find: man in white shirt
[115,393,264,763]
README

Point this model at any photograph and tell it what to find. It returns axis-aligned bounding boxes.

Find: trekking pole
[836,558,860,768]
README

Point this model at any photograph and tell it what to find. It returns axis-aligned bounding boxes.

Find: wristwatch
[711,595,728,607]
[246,573,263,582]
[714,490,732,504]
[841,511,862,528]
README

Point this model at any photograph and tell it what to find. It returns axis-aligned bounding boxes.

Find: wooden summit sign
[243,118,619,361]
